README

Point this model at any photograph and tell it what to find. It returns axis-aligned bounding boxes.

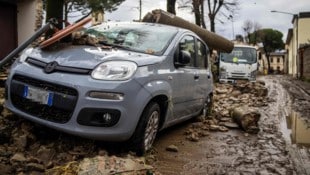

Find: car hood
[27,45,164,69]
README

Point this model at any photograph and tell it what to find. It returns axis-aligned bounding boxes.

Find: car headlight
[91,61,137,80]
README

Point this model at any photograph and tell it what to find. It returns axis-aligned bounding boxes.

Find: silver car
[5,22,213,154]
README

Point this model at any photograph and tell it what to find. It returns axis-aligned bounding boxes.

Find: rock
[216,88,228,94]
[26,163,45,172]
[14,134,28,151]
[222,122,239,129]
[218,126,229,132]
[231,90,242,97]
[256,80,266,86]
[187,133,199,142]
[36,146,55,166]
[11,153,27,163]
[166,145,179,152]
[209,125,220,131]
[0,163,12,174]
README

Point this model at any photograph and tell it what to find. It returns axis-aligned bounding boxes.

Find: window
[277,57,280,63]
[270,57,273,63]
[197,39,208,68]
[178,35,195,67]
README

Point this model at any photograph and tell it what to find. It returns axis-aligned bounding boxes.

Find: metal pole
[139,0,142,21]
[0,19,57,68]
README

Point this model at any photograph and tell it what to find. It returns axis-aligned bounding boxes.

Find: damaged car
[4,22,213,154]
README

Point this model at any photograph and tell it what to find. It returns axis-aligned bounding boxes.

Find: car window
[197,39,208,68]
[178,35,195,67]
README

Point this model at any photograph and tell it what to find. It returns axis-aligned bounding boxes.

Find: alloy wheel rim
[144,110,159,151]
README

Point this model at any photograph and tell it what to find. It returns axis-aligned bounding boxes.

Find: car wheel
[129,102,160,155]
[203,94,213,117]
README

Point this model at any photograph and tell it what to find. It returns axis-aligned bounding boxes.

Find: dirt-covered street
[0,75,310,174]
[151,75,310,175]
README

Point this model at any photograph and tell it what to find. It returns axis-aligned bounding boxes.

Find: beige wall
[298,18,310,45]
[17,0,37,45]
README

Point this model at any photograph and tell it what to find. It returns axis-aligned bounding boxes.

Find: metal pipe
[0,19,57,68]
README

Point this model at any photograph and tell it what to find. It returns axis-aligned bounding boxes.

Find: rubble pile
[184,81,269,142]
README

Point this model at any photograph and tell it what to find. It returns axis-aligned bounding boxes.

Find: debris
[166,145,179,152]
[231,106,261,134]
[10,153,27,163]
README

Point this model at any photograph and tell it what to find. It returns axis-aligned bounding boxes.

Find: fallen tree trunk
[231,106,261,134]
[142,9,234,53]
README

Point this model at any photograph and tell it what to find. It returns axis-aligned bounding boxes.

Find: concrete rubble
[184,81,269,142]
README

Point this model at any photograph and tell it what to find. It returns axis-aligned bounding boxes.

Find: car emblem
[44,61,58,73]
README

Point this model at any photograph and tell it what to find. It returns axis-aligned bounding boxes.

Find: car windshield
[85,23,178,55]
[220,47,257,64]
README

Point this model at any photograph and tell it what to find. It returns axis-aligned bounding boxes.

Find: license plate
[23,85,54,106]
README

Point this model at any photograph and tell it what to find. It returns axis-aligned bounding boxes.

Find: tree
[206,0,238,32]
[45,0,125,25]
[178,0,238,32]
[242,20,261,44]
[249,29,284,73]
[167,0,177,14]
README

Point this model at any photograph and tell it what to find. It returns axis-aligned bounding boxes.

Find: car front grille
[10,74,78,123]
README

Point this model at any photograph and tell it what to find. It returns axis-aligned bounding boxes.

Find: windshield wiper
[98,40,130,50]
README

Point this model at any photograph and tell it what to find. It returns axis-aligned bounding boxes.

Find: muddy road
[150,75,310,175]
[0,75,309,174]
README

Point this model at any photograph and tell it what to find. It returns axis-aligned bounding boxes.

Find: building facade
[286,12,310,78]
[0,0,43,60]
[269,52,286,74]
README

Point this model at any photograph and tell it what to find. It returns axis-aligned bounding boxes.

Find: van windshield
[220,47,257,64]
[85,23,178,55]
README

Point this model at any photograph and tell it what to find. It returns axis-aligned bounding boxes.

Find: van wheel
[203,94,213,117]
[129,102,160,155]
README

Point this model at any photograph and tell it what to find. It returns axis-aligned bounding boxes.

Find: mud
[150,75,310,174]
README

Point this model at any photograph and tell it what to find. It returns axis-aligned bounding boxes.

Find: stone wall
[303,46,310,80]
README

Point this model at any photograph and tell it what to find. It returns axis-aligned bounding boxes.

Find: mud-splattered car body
[5,22,213,153]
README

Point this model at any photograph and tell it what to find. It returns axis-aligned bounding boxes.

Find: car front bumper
[5,62,151,141]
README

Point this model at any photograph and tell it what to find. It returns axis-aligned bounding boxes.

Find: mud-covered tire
[129,102,160,155]
[202,94,213,117]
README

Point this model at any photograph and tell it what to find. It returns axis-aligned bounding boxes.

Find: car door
[171,35,198,118]
[193,39,212,110]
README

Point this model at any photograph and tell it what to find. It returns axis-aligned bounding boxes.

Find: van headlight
[250,70,257,78]
[91,61,137,80]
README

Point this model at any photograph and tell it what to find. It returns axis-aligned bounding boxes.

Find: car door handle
[207,72,211,79]
[194,75,199,80]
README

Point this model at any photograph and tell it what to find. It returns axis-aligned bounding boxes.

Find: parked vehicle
[4,22,213,154]
[218,45,258,83]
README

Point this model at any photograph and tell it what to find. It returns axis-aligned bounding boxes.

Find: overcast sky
[104,0,310,41]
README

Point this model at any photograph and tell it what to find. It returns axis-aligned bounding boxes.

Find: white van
[218,45,258,83]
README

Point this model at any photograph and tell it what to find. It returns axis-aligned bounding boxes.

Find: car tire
[129,102,160,156]
[202,94,213,117]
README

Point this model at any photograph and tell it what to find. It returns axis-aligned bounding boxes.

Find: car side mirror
[176,50,191,66]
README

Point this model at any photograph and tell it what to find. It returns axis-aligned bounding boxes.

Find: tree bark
[193,0,201,26]
[167,0,176,14]
[231,106,260,134]
[142,9,233,53]
[45,0,64,38]
[201,0,206,29]
[209,14,215,32]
